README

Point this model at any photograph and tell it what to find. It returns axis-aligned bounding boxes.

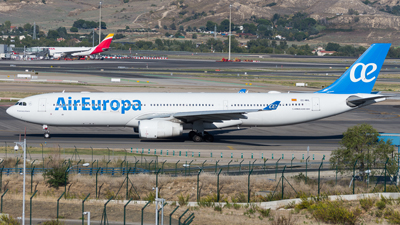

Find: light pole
[228,4,232,61]
[99,2,102,46]
[14,137,26,225]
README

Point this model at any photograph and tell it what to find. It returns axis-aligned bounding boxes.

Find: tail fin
[91,33,114,54]
[316,43,391,94]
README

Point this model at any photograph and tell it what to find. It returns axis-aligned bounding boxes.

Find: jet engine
[138,120,183,138]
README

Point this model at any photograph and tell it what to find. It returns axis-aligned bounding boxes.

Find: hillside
[1,0,400,44]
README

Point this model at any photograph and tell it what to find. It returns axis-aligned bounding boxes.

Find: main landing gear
[43,125,50,139]
[188,131,214,142]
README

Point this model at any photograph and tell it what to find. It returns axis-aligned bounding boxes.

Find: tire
[204,134,214,142]
[192,135,203,142]
[188,131,196,139]
[44,133,50,139]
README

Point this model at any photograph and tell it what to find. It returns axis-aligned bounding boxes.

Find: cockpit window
[16,102,27,106]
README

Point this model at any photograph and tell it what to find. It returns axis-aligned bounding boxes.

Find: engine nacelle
[138,120,183,139]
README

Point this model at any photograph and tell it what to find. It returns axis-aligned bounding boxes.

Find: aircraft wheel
[192,134,203,142]
[204,134,214,142]
[44,132,50,139]
[188,131,196,139]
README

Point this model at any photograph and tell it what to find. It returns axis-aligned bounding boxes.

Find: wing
[136,101,281,123]
[347,95,390,107]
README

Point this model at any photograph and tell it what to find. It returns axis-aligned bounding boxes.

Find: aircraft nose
[6,106,15,117]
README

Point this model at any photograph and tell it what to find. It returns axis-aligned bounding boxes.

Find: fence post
[30,166,35,193]
[30,190,38,225]
[275,158,281,180]
[305,156,310,184]
[217,169,222,202]
[281,166,287,199]
[384,158,389,192]
[201,160,207,171]
[239,159,244,173]
[102,197,113,225]
[175,160,180,177]
[95,167,101,199]
[126,168,132,200]
[141,201,151,225]
[197,170,202,202]
[57,192,65,221]
[82,194,90,225]
[215,160,220,174]
[169,206,179,225]
[248,169,253,203]
[162,160,167,174]
[106,160,111,175]
[178,208,189,225]
[291,157,295,172]
[156,168,161,188]
[1,189,8,213]
[227,160,232,173]
[64,168,69,199]
[188,160,193,175]
[124,198,132,225]
[0,166,3,192]
[318,161,323,196]
[263,158,268,172]
[183,213,194,225]
[353,159,358,194]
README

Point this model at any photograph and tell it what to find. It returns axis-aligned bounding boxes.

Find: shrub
[270,215,293,225]
[388,210,400,224]
[232,193,247,203]
[376,199,386,210]
[233,203,241,210]
[43,166,68,188]
[177,193,189,206]
[42,220,65,225]
[359,197,375,211]
[310,200,361,224]
[198,194,217,207]
[257,208,271,218]
[144,192,156,202]
[214,205,222,212]
[0,215,20,225]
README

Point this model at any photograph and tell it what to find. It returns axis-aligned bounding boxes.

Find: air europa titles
[55,97,141,114]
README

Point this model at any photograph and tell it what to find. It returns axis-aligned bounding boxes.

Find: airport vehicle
[6,43,391,142]
[46,33,114,59]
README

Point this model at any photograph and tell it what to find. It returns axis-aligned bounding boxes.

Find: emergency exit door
[38,99,46,112]
[312,97,320,111]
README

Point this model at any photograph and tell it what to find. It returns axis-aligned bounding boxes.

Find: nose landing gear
[43,125,50,139]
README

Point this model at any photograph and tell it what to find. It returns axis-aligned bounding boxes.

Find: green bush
[177,193,189,206]
[144,192,156,202]
[233,203,241,210]
[359,197,375,211]
[43,166,68,188]
[0,215,20,225]
[198,194,217,207]
[376,199,386,210]
[42,220,65,225]
[388,210,400,224]
[257,208,271,218]
[214,205,222,212]
[310,200,361,224]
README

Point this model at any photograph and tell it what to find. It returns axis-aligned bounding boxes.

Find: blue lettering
[132,100,141,111]
[121,100,131,114]
[55,97,67,111]
[82,97,90,111]
[92,100,101,111]
[110,100,120,111]
[68,97,72,111]
[103,100,109,110]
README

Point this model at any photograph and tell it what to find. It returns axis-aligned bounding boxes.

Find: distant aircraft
[6,43,392,142]
[47,33,114,59]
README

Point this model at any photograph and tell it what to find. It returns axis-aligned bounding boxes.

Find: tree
[43,166,69,188]
[4,21,11,30]
[206,21,217,31]
[330,124,395,175]
[70,27,78,32]
[170,23,176,30]
[47,30,60,39]
[192,33,197,39]
[326,42,340,51]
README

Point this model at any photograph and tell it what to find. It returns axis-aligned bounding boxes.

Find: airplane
[6,43,391,142]
[46,33,114,59]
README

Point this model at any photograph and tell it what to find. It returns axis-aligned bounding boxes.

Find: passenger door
[312,97,320,111]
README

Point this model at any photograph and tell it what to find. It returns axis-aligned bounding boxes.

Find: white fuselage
[6,92,377,129]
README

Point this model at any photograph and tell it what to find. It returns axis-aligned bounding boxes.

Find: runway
[1,102,399,151]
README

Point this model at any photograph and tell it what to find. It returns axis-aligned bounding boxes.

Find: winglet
[238,89,248,93]
[262,101,281,111]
